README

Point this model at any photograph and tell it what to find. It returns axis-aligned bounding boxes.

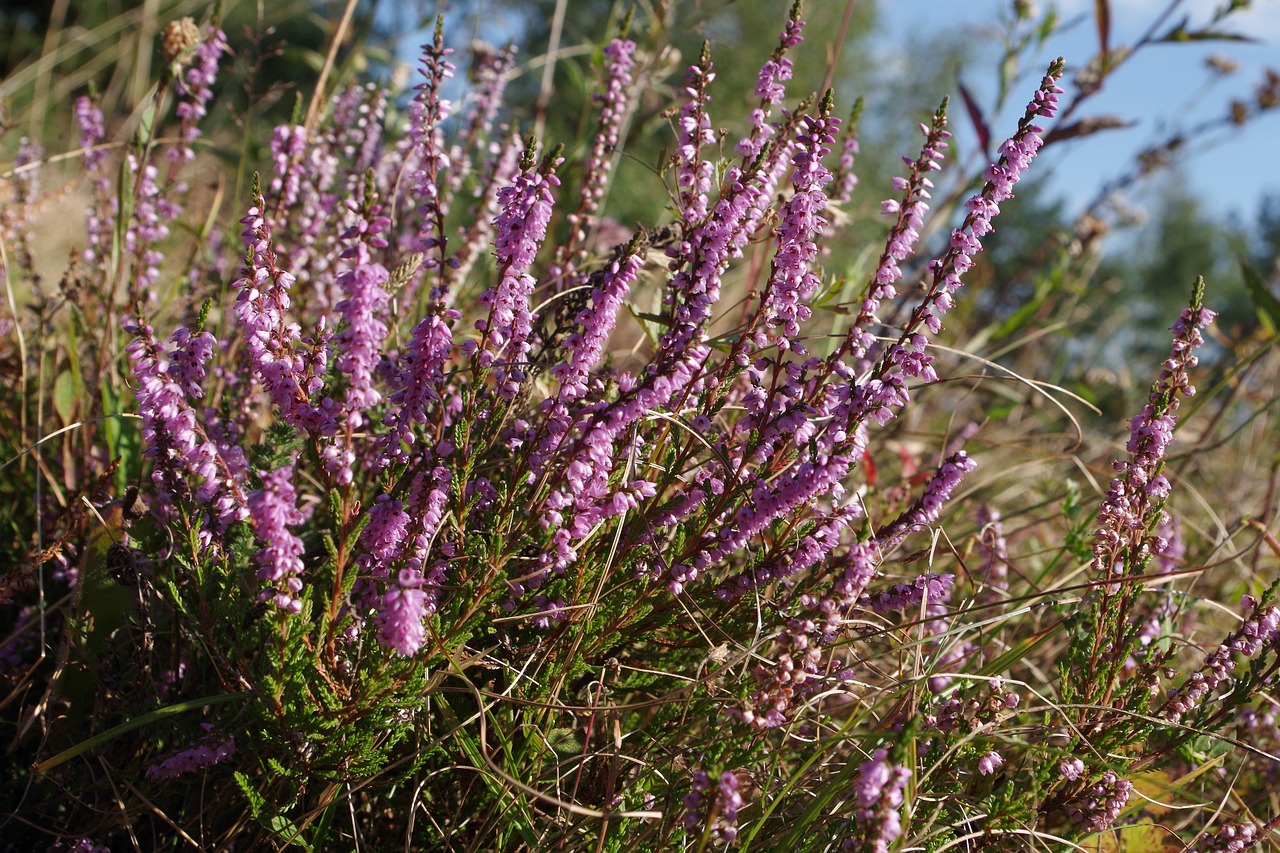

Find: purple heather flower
[75,96,107,172]
[471,146,560,398]
[977,750,1004,776]
[1160,594,1280,723]
[1194,821,1260,852]
[737,606,830,729]
[923,678,1020,734]
[1235,702,1280,779]
[866,572,955,616]
[364,466,452,656]
[864,561,959,694]
[124,153,176,296]
[721,505,859,605]
[877,451,977,548]
[561,108,801,514]
[527,595,569,630]
[553,36,637,283]
[1059,758,1085,781]
[409,18,457,299]
[1068,770,1134,833]
[526,241,649,481]
[674,45,716,225]
[683,769,745,843]
[12,137,42,203]
[381,310,457,468]
[265,120,348,312]
[851,748,911,853]
[737,131,803,262]
[3,135,43,273]
[843,108,948,365]
[169,26,227,164]
[683,770,710,829]
[917,69,1063,331]
[51,839,112,853]
[268,124,309,209]
[717,771,744,838]
[156,661,188,697]
[683,452,855,594]
[830,101,863,204]
[870,450,967,686]
[737,5,804,159]
[145,724,235,779]
[405,464,453,546]
[803,64,1064,466]
[357,495,412,578]
[758,103,838,354]
[125,318,248,541]
[333,81,388,188]
[235,193,337,435]
[334,199,392,432]
[552,245,645,404]
[586,37,637,201]
[834,63,1063,444]
[76,99,115,268]
[378,578,429,657]
[1093,286,1215,587]
[168,326,216,400]
[247,462,307,613]
[754,56,794,105]
[834,540,883,610]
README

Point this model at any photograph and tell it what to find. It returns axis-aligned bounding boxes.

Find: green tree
[1094,173,1251,362]
[1252,191,1280,287]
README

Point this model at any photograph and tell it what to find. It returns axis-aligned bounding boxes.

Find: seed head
[162,17,200,64]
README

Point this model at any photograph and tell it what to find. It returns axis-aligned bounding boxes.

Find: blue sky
[877,0,1280,223]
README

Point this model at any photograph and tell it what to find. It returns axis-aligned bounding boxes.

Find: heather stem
[1074,278,1217,712]
[675,42,716,227]
[409,17,457,303]
[550,33,638,288]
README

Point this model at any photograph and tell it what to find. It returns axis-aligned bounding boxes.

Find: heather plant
[3,3,1280,851]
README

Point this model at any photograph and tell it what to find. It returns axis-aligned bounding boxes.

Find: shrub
[3,4,1279,851]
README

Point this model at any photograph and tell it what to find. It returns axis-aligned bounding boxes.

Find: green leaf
[235,771,266,818]
[1038,8,1059,41]
[545,726,582,755]
[35,692,247,773]
[282,45,326,74]
[268,815,312,852]
[66,318,84,408]
[154,575,188,615]
[52,369,77,426]
[308,802,339,852]
[1242,258,1280,334]
[135,98,157,146]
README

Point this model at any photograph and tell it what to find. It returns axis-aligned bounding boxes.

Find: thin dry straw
[0,414,143,474]
[302,0,360,137]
